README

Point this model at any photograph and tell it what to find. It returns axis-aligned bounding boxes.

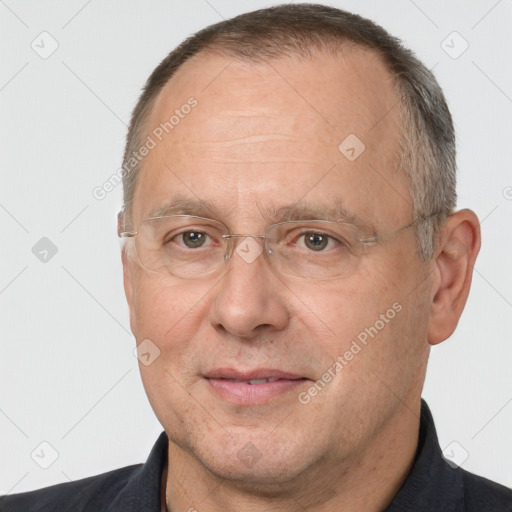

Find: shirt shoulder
[385,401,512,512]
[0,463,143,512]
[461,468,512,511]
[0,431,168,512]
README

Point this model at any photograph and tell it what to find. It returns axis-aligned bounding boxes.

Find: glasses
[118,214,431,281]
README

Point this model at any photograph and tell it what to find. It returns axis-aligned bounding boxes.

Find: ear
[427,209,481,345]
[121,244,137,335]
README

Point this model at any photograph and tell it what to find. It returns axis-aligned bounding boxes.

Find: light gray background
[1,0,511,494]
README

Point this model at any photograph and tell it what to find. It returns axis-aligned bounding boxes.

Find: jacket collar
[384,400,464,511]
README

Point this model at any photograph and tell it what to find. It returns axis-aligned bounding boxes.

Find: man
[1,4,511,511]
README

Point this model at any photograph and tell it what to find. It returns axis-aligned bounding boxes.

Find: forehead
[133,47,410,227]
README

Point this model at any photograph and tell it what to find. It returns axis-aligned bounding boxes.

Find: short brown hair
[121,3,456,259]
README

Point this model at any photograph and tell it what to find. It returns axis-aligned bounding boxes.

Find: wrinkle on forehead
[147,46,401,144]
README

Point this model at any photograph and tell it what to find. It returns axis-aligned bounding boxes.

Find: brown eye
[303,232,329,251]
[180,231,209,248]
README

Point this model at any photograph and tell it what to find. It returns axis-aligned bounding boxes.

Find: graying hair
[121,3,456,259]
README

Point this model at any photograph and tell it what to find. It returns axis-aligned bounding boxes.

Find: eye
[171,230,213,249]
[298,231,337,251]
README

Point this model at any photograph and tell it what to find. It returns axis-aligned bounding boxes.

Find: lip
[204,368,308,405]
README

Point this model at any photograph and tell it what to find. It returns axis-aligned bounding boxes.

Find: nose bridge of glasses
[221,233,268,261]
[221,234,267,239]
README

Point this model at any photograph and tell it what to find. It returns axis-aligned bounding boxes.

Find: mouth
[204,368,309,405]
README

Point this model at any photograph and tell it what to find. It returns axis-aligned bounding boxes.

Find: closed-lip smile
[204,368,309,405]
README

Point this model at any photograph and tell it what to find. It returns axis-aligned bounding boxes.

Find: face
[123,48,434,487]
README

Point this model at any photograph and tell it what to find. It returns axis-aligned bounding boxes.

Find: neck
[162,398,422,512]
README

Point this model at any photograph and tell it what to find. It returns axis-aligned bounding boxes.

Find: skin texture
[122,47,480,512]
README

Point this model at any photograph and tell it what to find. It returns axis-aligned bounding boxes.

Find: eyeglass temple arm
[360,212,441,245]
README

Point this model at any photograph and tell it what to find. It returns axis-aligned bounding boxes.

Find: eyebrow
[146,196,222,219]
[145,196,373,231]
[263,199,365,226]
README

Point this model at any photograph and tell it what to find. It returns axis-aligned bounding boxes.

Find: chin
[186,428,322,493]
[202,458,309,496]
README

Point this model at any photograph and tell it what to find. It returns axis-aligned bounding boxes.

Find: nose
[209,237,290,339]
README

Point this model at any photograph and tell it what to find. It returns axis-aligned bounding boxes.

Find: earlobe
[427,209,481,345]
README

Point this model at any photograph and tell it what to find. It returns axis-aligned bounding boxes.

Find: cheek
[295,254,429,377]
[132,275,208,340]
[342,261,432,394]
[132,278,213,421]
[289,276,395,358]
[131,275,218,393]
